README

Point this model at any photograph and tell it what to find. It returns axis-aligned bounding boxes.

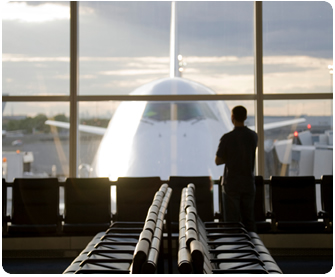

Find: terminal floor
[2,255,333,274]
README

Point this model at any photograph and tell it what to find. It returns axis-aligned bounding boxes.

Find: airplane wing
[45,120,107,136]
[249,118,306,131]
[46,117,306,136]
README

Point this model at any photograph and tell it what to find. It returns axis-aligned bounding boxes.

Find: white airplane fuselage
[91,77,233,180]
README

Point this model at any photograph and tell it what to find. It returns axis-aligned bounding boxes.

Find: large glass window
[78,2,170,95]
[2,2,70,96]
[263,100,333,179]
[2,102,69,181]
[78,101,121,177]
[78,100,240,181]
[2,2,332,182]
[263,1,333,94]
[178,1,254,94]
[78,1,255,96]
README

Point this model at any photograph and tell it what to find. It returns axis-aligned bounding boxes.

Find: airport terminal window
[2,1,70,96]
[263,1,333,94]
[178,1,254,94]
[2,2,333,182]
[78,101,121,177]
[2,102,70,181]
[263,100,333,179]
[142,102,218,122]
[78,1,170,96]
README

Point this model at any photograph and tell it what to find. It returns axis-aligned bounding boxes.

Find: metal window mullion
[2,92,332,103]
[263,93,333,100]
[77,94,257,102]
[254,1,265,176]
[70,1,78,178]
[1,96,70,102]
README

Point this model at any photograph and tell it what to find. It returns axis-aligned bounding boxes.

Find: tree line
[3,114,110,134]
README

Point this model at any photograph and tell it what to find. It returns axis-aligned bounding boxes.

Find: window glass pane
[264,99,333,179]
[178,2,254,94]
[263,2,333,94]
[78,101,121,177]
[2,2,70,96]
[78,100,246,181]
[79,2,254,96]
[2,102,69,181]
[79,2,170,95]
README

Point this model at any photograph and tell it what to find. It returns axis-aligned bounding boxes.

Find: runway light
[307,124,311,130]
[294,131,299,137]
[16,150,20,154]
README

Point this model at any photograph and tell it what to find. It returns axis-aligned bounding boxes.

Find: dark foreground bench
[63,184,172,274]
[178,183,283,274]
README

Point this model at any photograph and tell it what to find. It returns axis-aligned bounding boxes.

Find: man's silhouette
[215,105,258,231]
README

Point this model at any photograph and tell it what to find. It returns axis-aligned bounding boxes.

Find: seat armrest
[318,210,329,219]
[4,215,11,222]
[266,211,275,219]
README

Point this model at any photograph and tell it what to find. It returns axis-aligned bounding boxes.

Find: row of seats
[2,176,214,237]
[3,178,112,236]
[64,182,282,274]
[63,184,173,274]
[178,184,283,274]
[2,175,333,236]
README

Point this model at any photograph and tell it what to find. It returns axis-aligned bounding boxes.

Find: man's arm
[215,155,225,165]
[215,135,226,166]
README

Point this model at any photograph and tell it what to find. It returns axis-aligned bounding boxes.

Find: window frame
[2,2,332,178]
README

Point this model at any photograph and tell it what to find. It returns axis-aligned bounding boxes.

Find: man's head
[231,106,247,125]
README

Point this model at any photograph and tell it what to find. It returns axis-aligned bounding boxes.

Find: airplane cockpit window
[142,102,218,122]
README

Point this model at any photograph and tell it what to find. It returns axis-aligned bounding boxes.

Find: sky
[1,1,333,117]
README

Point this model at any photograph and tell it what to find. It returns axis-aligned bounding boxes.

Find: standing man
[215,106,258,231]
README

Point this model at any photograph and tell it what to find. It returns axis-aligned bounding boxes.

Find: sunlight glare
[3,2,69,22]
[96,101,147,181]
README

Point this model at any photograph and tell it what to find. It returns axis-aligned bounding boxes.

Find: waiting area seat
[62,184,172,274]
[254,176,272,233]
[7,178,61,236]
[320,175,333,230]
[177,183,282,274]
[2,178,10,234]
[269,176,326,233]
[168,176,214,233]
[114,177,162,222]
[62,178,112,235]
